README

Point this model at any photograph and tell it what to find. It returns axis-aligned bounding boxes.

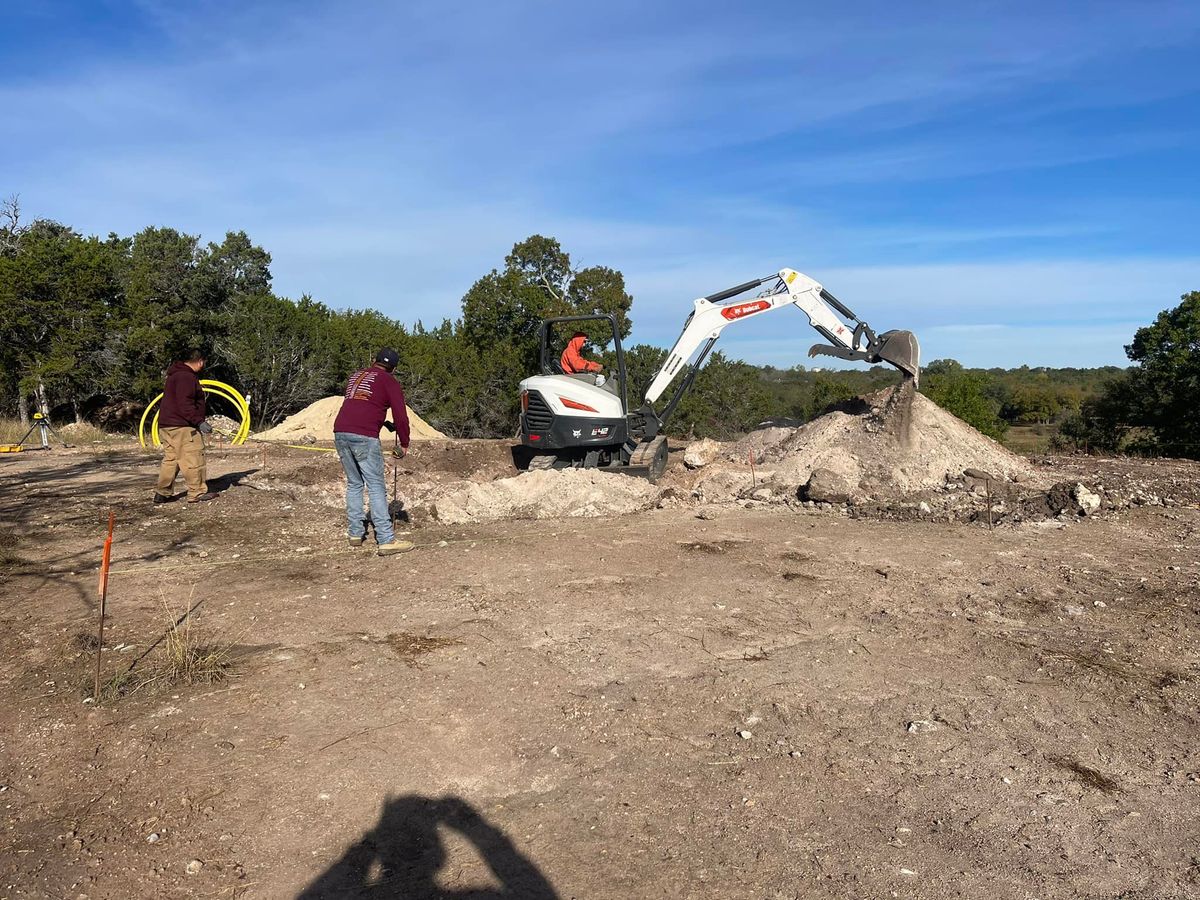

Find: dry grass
[0,417,120,447]
[1003,424,1057,455]
[90,597,233,702]
[58,422,112,444]
[158,612,232,686]
[0,418,29,443]
[95,669,144,703]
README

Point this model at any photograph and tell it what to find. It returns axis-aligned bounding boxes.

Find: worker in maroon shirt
[332,348,413,555]
[153,349,217,504]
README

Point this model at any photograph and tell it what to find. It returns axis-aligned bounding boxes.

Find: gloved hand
[197,421,213,435]
[594,374,607,387]
[392,443,408,459]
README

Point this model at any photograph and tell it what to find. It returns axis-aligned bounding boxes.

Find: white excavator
[518,267,920,482]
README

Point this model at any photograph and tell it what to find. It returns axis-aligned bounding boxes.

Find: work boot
[347,535,365,547]
[377,540,415,556]
[153,492,175,504]
[188,492,218,503]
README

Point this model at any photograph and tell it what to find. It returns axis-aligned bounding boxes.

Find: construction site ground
[2,441,1199,899]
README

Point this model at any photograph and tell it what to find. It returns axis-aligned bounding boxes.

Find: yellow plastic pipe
[139,379,251,449]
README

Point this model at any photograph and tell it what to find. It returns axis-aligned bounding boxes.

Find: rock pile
[689,381,1036,504]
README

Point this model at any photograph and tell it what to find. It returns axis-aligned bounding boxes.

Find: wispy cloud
[2,0,1199,367]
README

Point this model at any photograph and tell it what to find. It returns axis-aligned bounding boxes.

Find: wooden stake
[749,450,756,488]
[93,510,115,701]
[986,479,994,530]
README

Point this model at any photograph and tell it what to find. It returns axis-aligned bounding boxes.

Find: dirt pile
[254,396,447,443]
[693,381,1035,503]
[423,468,659,524]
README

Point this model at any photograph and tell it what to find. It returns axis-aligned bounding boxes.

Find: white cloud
[3,0,1199,372]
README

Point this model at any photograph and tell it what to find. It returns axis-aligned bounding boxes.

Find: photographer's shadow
[298,794,559,899]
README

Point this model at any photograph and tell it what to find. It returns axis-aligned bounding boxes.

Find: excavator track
[625,436,669,483]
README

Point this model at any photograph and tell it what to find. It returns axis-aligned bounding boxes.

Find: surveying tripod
[1,412,71,452]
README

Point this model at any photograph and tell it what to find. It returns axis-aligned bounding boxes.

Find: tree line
[0,205,637,438]
[2,200,1195,456]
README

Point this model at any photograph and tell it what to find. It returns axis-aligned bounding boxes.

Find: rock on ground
[1073,483,1102,515]
[802,468,855,504]
[683,438,723,469]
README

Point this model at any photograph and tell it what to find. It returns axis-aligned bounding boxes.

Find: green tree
[804,374,856,421]
[117,227,208,398]
[1052,376,1135,453]
[215,293,336,426]
[617,344,666,404]
[1006,383,1059,424]
[0,221,121,422]
[921,360,1008,440]
[395,320,488,438]
[326,308,408,377]
[667,352,774,439]
[113,228,275,401]
[1123,292,1200,456]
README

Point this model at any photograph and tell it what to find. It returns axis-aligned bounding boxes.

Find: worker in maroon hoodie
[333,348,413,555]
[153,350,217,504]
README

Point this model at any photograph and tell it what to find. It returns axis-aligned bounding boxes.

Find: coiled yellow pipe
[139,380,251,449]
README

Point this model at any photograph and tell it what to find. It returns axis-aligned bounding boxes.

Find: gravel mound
[427,468,659,524]
[255,396,446,443]
[698,381,1034,502]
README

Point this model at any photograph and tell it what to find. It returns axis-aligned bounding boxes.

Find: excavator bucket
[809,328,921,386]
[873,330,921,386]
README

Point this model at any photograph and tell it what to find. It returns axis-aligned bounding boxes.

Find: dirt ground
[2,440,1199,899]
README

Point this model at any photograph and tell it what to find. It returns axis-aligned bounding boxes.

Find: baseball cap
[375,348,400,369]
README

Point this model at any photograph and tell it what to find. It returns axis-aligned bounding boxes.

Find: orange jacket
[560,334,602,374]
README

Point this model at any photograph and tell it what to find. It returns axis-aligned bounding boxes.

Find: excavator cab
[517,314,669,478]
[536,315,629,407]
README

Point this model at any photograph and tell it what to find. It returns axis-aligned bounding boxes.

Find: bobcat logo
[572,429,582,438]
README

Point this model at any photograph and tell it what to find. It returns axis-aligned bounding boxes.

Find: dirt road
[1,444,1198,898]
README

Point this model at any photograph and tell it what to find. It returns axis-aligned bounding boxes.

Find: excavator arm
[643,269,920,424]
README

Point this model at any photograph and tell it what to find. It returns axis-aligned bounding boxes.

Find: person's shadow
[297,794,560,899]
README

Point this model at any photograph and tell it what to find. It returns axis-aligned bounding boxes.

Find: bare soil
[1,441,1199,899]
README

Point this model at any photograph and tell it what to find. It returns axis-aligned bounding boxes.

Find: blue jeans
[334,432,394,545]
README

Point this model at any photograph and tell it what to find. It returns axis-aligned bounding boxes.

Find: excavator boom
[644,268,920,415]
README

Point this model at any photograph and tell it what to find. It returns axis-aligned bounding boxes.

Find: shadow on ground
[0,451,155,527]
[297,795,559,899]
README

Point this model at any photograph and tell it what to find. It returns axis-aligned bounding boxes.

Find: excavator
[518,267,920,482]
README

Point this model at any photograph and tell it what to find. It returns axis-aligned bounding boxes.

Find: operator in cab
[560,331,619,394]
[560,332,603,378]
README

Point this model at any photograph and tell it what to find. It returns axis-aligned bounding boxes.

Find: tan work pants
[156,426,208,500]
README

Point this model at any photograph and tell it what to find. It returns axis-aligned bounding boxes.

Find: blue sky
[4,0,1200,368]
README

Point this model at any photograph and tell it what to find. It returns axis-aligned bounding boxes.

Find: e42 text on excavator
[518,268,920,482]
